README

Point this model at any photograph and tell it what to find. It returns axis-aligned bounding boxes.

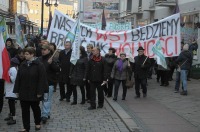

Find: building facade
[27,0,74,29]
[121,0,200,66]
[0,0,37,38]
[79,0,120,23]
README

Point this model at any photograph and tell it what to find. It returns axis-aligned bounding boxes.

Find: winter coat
[133,55,150,79]
[58,49,72,83]
[13,59,48,101]
[87,57,107,82]
[105,54,117,78]
[176,50,193,70]
[111,59,130,81]
[7,47,18,58]
[38,53,60,86]
[70,56,88,86]
[4,67,17,98]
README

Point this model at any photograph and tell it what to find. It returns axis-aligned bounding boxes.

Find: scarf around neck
[117,59,123,73]
[92,54,102,62]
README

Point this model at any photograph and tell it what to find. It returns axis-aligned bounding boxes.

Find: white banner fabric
[47,10,181,58]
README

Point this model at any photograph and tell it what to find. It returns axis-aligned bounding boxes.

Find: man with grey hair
[176,44,193,95]
[87,47,107,110]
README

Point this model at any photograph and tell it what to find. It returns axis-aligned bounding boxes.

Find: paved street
[113,75,200,132]
[0,90,129,132]
[0,76,200,132]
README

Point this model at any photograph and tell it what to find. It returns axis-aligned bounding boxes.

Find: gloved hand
[37,94,42,98]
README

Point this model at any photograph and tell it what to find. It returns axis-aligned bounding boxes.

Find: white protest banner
[47,10,181,58]
[85,22,131,31]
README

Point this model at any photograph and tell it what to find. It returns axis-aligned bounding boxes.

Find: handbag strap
[180,59,188,67]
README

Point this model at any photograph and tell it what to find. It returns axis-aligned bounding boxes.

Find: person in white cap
[176,44,193,95]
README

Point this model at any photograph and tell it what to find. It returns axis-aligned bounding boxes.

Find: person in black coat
[87,47,107,110]
[58,41,73,102]
[69,46,88,105]
[176,44,193,95]
[6,38,18,58]
[132,47,150,98]
[85,44,93,102]
[104,48,117,97]
[13,47,48,132]
[38,44,60,124]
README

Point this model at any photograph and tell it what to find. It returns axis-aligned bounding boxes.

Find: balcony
[155,0,176,6]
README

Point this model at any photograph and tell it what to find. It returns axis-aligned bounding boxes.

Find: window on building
[139,0,142,7]
[181,14,199,43]
[35,20,39,24]
[30,9,33,14]
[35,10,39,14]
[127,0,132,12]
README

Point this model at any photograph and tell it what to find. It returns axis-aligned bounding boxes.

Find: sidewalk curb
[105,98,141,132]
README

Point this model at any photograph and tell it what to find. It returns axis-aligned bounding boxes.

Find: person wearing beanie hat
[183,44,189,51]
[38,43,60,124]
[4,57,20,125]
[10,58,20,66]
[175,44,193,95]
[6,38,18,58]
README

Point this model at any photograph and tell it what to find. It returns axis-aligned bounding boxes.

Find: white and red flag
[0,32,10,82]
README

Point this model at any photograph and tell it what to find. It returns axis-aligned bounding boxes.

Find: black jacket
[70,56,88,86]
[133,55,150,79]
[87,57,107,82]
[58,49,72,83]
[104,54,117,77]
[13,59,48,101]
[38,53,60,86]
[176,50,193,70]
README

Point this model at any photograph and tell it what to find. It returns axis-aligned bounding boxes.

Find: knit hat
[183,44,189,51]
[11,58,20,65]
[41,44,50,50]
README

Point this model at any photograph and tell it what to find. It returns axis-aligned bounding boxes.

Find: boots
[7,116,16,125]
[180,91,187,95]
[4,113,12,121]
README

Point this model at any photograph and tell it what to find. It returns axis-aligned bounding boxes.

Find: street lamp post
[41,0,44,36]
[45,0,58,12]
[40,0,58,36]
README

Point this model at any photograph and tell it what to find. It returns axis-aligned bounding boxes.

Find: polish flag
[0,32,10,82]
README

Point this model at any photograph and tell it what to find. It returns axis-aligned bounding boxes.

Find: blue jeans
[180,70,188,91]
[41,85,54,118]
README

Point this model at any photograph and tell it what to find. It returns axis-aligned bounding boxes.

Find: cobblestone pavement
[0,90,129,132]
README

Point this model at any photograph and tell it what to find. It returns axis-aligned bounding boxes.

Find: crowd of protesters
[0,35,196,132]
